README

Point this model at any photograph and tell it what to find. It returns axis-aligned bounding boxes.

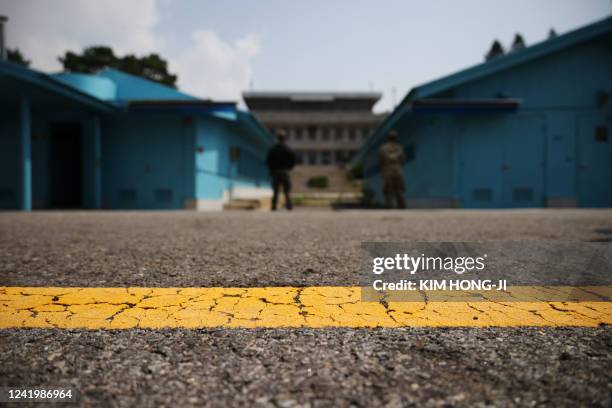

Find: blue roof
[353,16,612,163]
[2,59,274,147]
[0,59,116,112]
[96,68,198,104]
[408,16,612,100]
[237,110,276,148]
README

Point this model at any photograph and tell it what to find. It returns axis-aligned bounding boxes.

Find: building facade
[243,91,386,191]
[0,62,274,211]
[355,17,612,208]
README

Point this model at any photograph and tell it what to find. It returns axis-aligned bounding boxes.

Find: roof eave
[0,60,117,112]
[351,16,612,165]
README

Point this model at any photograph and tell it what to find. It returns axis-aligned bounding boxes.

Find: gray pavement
[1,209,611,407]
[1,209,611,287]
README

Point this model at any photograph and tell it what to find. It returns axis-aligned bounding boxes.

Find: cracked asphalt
[1,209,611,407]
[2,286,610,329]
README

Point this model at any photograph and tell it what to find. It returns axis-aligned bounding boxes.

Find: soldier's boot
[385,193,394,209]
[397,193,406,209]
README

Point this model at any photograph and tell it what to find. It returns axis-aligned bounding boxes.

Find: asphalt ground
[1,209,612,287]
[1,209,611,407]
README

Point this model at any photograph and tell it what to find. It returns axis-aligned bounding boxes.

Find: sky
[1,0,610,112]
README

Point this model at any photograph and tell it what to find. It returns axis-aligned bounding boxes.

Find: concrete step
[223,199,262,211]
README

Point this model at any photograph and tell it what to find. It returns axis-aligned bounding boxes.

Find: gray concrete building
[243,91,387,192]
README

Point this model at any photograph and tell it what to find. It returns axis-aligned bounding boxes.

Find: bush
[307,176,329,189]
[347,162,364,180]
[362,187,375,205]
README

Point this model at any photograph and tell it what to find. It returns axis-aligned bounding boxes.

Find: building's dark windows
[595,126,608,143]
[308,126,317,141]
[513,187,534,202]
[473,188,492,202]
[348,128,356,141]
[335,150,346,164]
[321,128,330,141]
[334,128,343,141]
[347,150,356,161]
[362,127,370,140]
[294,128,303,141]
[405,143,416,162]
[295,151,304,165]
[307,151,317,165]
[321,151,331,165]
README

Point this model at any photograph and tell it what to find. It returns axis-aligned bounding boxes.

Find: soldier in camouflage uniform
[378,130,406,209]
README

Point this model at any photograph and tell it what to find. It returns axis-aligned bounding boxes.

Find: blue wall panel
[544,112,576,200]
[103,114,194,209]
[575,113,612,207]
[362,30,611,208]
[195,115,270,201]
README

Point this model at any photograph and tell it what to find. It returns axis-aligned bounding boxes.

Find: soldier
[378,130,406,209]
[266,129,296,211]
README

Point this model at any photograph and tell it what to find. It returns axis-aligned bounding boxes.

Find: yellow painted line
[0,286,610,329]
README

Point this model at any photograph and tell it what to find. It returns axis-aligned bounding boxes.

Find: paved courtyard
[0,209,611,406]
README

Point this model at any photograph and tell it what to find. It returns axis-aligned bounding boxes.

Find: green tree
[7,48,30,67]
[59,46,177,87]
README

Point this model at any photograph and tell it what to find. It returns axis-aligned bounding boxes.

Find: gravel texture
[0,328,610,407]
[1,209,611,287]
[0,209,611,407]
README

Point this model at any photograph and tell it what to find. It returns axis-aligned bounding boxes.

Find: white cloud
[170,30,261,102]
[2,0,260,102]
[4,0,162,71]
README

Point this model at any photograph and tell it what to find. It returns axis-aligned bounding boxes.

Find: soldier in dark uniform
[266,129,296,211]
[378,130,406,209]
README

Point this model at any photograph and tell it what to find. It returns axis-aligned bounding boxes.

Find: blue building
[355,17,612,208]
[0,62,274,211]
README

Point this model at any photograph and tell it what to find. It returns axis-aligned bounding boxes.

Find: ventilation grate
[513,187,534,201]
[119,189,137,203]
[0,188,15,202]
[155,189,173,203]
[473,188,492,201]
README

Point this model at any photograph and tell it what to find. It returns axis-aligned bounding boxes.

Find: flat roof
[243,91,382,102]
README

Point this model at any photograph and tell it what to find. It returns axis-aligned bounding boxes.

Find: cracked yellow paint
[0,286,610,329]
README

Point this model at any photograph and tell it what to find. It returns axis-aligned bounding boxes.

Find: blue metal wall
[102,114,195,209]
[194,114,271,202]
[0,95,271,210]
[1,65,272,211]
[362,31,612,208]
